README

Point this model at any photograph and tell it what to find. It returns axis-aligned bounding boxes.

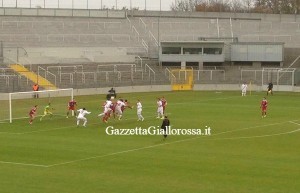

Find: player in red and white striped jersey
[29,105,38,124]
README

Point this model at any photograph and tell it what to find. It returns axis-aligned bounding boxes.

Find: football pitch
[0,91,299,193]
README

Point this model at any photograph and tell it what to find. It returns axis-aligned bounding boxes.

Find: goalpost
[7,88,73,123]
[240,68,296,91]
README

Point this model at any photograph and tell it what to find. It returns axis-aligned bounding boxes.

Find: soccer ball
[111,96,115,100]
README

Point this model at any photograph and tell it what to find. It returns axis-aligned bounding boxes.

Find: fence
[0,0,171,11]
[241,68,296,91]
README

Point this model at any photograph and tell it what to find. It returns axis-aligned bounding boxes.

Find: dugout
[230,42,284,67]
[159,41,225,69]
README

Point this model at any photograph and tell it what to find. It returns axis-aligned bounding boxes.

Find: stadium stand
[0,9,300,92]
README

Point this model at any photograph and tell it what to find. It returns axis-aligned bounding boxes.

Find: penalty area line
[212,119,300,136]
[47,127,300,168]
[209,128,300,141]
[0,160,48,168]
[289,121,300,126]
[2,124,299,168]
[46,136,201,168]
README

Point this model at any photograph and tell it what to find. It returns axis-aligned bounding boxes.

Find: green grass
[0,91,300,193]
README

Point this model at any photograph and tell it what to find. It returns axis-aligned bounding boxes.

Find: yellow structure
[10,64,57,90]
[171,68,194,91]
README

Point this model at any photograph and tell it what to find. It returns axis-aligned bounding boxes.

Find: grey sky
[4,0,176,11]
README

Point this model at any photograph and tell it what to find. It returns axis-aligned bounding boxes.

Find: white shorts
[104,107,112,114]
[157,107,163,114]
[137,109,142,115]
[77,116,87,121]
[115,107,123,115]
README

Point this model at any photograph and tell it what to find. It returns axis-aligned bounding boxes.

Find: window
[162,47,181,54]
[203,48,222,55]
[183,48,202,55]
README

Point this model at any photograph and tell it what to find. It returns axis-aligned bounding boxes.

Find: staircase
[9,64,57,90]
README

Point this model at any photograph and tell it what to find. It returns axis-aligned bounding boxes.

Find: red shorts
[29,113,34,118]
[68,106,75,111]
[111,106,115,112]
[262,107,267,111]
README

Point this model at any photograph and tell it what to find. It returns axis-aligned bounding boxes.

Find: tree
[243,0,255,12]
[230,0,245,12]
[170,0,204,12]
[253,0,299,14]
[170,0,300,14]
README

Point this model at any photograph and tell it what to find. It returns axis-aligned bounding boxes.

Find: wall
[0,84,299,100]
[3,47,136,65]
[0,8,126,18]
[130,10,300,22]
[1,7,299,22]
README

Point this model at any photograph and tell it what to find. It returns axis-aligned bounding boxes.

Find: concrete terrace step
[9,64,57,90]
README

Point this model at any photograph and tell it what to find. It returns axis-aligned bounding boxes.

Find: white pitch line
[0,160,48,168]
[47,127,300,168]
[46,136,202,168]
[1,121,299,168]
[2,94,242,123]
[289,121,300,126]
[212,120,299,136]
[209,128,300,141]
[0,114,160,135]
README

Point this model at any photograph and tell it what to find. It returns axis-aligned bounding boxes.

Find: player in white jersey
[136,99,144,121]
[115,99,126,120]
[76,108,91,127]
[157,98,164,119]
[98,99,112,117]
[241,83,248,96]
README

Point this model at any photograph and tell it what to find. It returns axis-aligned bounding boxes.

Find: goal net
[240,68,295,91]
[1,88,73,123]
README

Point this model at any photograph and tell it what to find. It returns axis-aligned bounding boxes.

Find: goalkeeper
[40,103,54,121]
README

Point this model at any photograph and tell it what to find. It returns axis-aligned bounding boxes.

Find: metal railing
[149,31,158,47]
[46,65,83,83]
[287,55,300,69]
[136,56,143,69]
[139,17,147,33]
[144,63,155,81]
[126,16,132,29]
[196,70,225,81]
[2,20,124,29]
[164,67,175,82]
[131,26,140,42]
[60,72,73,84]
[241,69,261,78]
[37,66,56,86]
[0,74,12,86]
[141,39,149,53]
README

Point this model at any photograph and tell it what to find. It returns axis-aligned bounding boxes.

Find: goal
[5,88,73,123]
[240,68,296,91]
